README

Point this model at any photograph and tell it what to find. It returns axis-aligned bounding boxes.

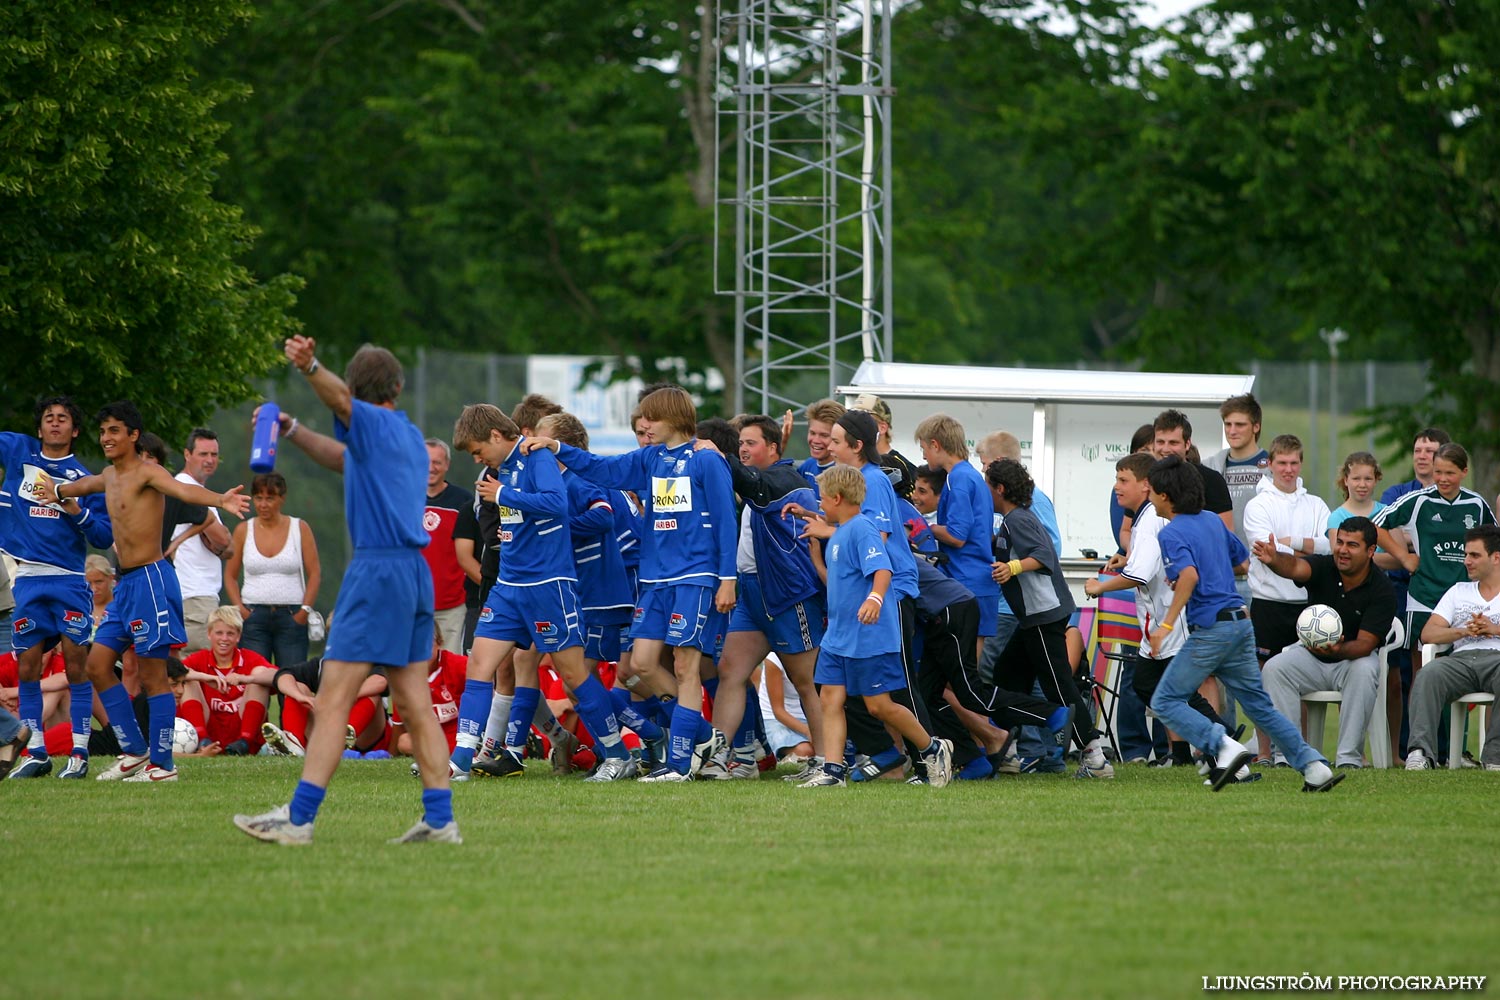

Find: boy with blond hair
[799,465,953,788]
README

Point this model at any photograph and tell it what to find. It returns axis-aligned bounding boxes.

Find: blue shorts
[814,649,907,698]
[475,580,584,653]
[324,549,434,667]
[631,583,725,652]
[584,620,631,663]
[975,596,999,638]
[727,575,826,654]
[11,575,93,651]
[92,560,185,659]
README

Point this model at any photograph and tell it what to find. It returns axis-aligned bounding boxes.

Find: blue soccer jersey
[937,460,1000,602]
[334,401,429,551]
[1159,509,1248,629]
[0,432,112,570]
[797,456,834,494]
[820,513,900,657]
[556,440,736,588]
[858,462,919,600]
[493,438,574,587]
[612,488,644,573]
[564,472,633,625]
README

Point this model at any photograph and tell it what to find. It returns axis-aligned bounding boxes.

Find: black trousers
[992,615,1099,749]
[1131,653,1228,729]
[919,598,1060,731]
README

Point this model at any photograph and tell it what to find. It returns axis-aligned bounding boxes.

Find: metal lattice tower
[717,0,894,416]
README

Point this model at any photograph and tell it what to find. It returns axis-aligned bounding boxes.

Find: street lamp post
[1319,327,1349,491]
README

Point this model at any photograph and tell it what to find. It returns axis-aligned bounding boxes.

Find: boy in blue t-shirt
[1145,456,1341,794]
[799,465,953,788]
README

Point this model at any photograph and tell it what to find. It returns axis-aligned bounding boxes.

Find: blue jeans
[1149,618,1324,770]
[241,605,309,667]
[0,702,20,743]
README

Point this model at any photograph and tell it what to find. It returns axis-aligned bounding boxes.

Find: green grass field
[3,758,1494,999]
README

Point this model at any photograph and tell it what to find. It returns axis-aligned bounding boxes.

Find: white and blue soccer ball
[172,717,200,755]
[1296,604,1343,650]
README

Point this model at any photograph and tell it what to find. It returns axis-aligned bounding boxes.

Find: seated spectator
[1255,517,1397,768]
[1406,526,1500,770]
[262,648,389,757]
[224,471,321,667]
[757,656,813,763]
[389,627,466,756]
[179,606,274,756]
[1327,452,1385,543]
[168,659,221,757]
[84,553,115,635]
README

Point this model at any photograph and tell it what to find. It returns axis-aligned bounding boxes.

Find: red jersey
[422,483,472,611]
[391,650,468,751]
[0,650,67,687]
[182,647,270,745]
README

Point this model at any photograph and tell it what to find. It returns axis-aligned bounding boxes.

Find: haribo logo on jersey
[534,621,557,637]
[13,617,33,635]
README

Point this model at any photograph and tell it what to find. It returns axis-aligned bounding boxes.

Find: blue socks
[506,686,541,756]
[456,679,495,746]
[17,680,44,759]
[290,780,326,826]
[573,676,627,758]
[958,755,995,780]
[609,689,663,741]
[69,681,92,755]
[147,693,175,768]
[422,787,454,829]
[98,683,145,755]
[667,702,702,774]
[1045,704,1072,734]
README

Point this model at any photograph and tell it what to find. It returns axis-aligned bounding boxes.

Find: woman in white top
[224,472,321,666]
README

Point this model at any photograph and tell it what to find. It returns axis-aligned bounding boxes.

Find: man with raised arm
[232,337,458,843]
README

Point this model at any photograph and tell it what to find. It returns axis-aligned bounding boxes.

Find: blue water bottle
[250,403,280,473]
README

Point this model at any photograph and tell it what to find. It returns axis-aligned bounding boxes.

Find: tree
[997,0,1500,490]
[0,1,299,445]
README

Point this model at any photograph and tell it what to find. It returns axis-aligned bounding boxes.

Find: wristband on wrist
[286,417,299,439]
[866,592,884,604]
[55,482,67,502]
[1008,559,1023,577]
[300,357,320,376]
[1160,621,1175,632]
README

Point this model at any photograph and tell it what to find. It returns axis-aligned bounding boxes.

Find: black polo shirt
[1300,555,1398,663]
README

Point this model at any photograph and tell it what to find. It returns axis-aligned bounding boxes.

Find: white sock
[482,694,514,751]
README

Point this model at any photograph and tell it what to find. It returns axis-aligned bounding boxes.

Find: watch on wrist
[299,604,313,614]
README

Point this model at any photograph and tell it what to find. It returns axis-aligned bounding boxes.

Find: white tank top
[241,517,305,606]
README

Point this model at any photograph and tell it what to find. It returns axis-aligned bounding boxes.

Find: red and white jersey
[181,647,270,717]
[392,650,467,730]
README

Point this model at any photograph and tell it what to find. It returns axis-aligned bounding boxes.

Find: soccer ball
[172,717,200,755]
[1296,604,1343,650]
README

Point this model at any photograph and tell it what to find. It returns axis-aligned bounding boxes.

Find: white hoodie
[1242,475,1332,603]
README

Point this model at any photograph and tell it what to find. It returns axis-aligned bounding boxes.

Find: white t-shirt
[170,471,222,599]
[1119,502,1185,660]
[1431,581,1500,653]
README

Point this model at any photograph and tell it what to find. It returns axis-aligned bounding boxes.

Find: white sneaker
[389,819,462,844]
[261,723,306,757]
[723,754,761,780]
[637,765,691,783]
[690,728,728,777]
[1405,749,1432,771]
[123,764,178,783]
[921,738,954,788]
[1301,760,1345,792]
[95,752,149,781]
[698,746,733,780]
[1208,735,1254,791]
[583,756,637,782]
[1077,742,1115,779]
[1484,763,1500,772]
[234,804,313,845]
[56,754,89,779]
[549,730,580,775]
[782,757,822,783]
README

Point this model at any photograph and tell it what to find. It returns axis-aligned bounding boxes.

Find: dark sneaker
[222,739,251,757]
[472,751,525,778]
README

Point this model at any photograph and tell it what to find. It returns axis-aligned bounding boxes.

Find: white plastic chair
[1419,641,1496,770]
[1302,616,1404,769]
